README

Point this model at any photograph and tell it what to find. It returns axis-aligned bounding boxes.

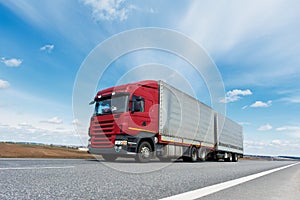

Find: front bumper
[88,146,136,155]
[88,134,138,155]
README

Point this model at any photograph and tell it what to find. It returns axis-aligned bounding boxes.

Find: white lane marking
[160,162,300,200]
[0,166,75,170]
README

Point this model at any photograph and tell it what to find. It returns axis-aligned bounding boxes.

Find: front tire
[135,141,153,163]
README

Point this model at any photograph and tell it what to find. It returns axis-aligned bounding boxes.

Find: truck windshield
[94,95,129,115]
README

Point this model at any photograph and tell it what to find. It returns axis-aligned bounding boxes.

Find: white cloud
[220,89,252,103]
[238,121,251,126]
[250,100,272,108]
[0,79,10,89]
[244,139,300,156]
[277,90,300,104]
[82,0,136,21]
[271,139,282,145]
[275,89,300,104]
[242,105,248,110]
[40,44,54,53]
[40,116,63,124]
[18,122,32,127]
[72,119,81,125]
[276,126,300,138]
[180,1,291,54]
[0,123,83,146]
[179,1,300,87]
[257,124,272,131]
[280,96,300,104]
[1,57,23,67]
[276,127,287,131]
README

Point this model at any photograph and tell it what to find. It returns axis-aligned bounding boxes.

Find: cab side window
[132,96,145,112]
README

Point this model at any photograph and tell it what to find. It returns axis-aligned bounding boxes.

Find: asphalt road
[0,158,299,199]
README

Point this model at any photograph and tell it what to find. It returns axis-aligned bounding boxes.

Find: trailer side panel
[159,81,215,147]
[215,113,243,154]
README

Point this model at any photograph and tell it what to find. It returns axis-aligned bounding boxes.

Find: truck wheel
[225,153,233,162]
[199,149,206,161]
[135,141,152,163]
[232,154,239,162]
[191,146,198,162]
[183,146,198,162]
[182,156,190,162]
[102,154,117,162]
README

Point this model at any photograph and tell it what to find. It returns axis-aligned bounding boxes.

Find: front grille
[91,119,115,148]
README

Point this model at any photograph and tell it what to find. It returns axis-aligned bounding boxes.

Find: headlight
[115,140,127,145]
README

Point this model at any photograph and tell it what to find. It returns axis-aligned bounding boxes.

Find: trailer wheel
[225,153,233,162]
[102,154,117,162]
[199,148,206,161]
[183,146,198,162]
[135,141,152,163]
[232,154,239,162]
[190,147,198,162]
[182,156,190,162]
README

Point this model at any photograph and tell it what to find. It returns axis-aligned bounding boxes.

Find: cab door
[128,90,158,134]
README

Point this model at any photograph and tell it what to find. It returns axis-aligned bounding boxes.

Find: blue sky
[0,0,300,156]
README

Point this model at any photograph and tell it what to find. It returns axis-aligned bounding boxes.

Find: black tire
[199,148,206,161]
[182,156,190,162]
[183,146,198,162]
[190,146,198,162]
[232,154,239,162]
[135,141,153,163]
[209,153,219,161]
[102,154,117,162]
[225,153,233,162]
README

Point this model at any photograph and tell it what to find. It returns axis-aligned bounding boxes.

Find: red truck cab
[88,80,159,162]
